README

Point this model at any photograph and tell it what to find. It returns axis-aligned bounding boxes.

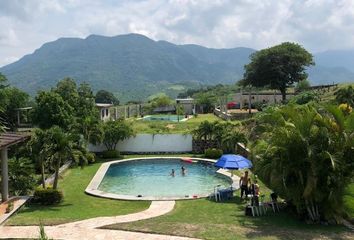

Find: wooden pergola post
[1,147,8,202]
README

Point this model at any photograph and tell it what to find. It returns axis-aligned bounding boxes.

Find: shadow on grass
[19,203,73,214]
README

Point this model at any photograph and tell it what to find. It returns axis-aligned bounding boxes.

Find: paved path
[0,201,200,240]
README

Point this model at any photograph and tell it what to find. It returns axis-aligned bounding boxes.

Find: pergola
[0,132,29,202]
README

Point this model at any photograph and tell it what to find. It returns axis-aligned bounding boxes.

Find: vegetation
[102,120,135,150]
[95,89,120,105]
[243,42,314,101]
[8,157,36,195]
[251,104,354,222]
[335,85,354,107]
[129,113,219,134]
[193,120,247,153]
[204,148,223,159]
[33,187,63,205]
[6,158,150,225]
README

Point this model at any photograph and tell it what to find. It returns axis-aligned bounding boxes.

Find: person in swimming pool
[170,169,175,177]
[181,166,187,175]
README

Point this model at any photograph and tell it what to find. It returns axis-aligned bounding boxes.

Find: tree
[243,42,314,101]
[252,104,354,221]
[0,87,29,129]
[335,86,354,108]
[32,91,73,130]
[0,72,8,89]
[54,78,79,108]
[175,104,184,122]
[95,90,119,105]
[28,129,50,188]
[195,92,215,113]
[46,126,74,189]
[296,79,311,92]
[102,120,135,151]
[149,94,172,108]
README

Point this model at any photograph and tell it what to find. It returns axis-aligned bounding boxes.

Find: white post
[1,148,8,202]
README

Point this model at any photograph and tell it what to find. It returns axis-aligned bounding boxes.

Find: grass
[6,159,150,226]
[104,169,352,240]
[129,113,220,134]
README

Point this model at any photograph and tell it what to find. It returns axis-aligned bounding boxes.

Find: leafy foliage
[243,42,314,101]
[204,148,223,159]
[335,86,354,107]
[251,104,354,221]
[102,120,135,151]
[193,121,246,153]
[33,187,63,205]
[32,91,73,130]
[95,90,120,105]
[8,157,36,195]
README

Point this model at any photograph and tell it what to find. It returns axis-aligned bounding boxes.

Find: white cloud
[1,0,354,66]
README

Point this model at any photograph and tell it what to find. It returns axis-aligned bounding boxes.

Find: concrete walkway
[0,200,200,240]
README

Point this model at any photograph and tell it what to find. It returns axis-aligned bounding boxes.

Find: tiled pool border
[85,157,239,201]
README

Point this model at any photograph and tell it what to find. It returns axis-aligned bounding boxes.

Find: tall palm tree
[28,129,50,188]
[47,126,74,189]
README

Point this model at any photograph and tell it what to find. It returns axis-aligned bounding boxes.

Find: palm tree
[46,126,74,189]
[252,104,354,221]
[28,129,50,188]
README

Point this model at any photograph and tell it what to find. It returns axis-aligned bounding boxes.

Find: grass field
[129,113,220,134]
[6,159,150,226]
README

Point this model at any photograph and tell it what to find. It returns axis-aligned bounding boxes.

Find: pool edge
[85,157,239,201]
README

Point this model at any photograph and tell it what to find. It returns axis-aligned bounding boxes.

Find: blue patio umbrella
[214,154,252,170]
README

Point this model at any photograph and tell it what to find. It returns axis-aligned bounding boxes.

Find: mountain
[1,33,353,102]
[0,34,254,102]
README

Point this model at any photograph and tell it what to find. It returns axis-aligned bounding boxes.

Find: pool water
[98,158,231,198]
[142,115,187,122]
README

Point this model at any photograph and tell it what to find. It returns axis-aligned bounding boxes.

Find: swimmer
[170,169,175,177]
[181,166,187,175]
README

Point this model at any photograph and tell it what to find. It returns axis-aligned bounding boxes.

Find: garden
[0,42,354,240]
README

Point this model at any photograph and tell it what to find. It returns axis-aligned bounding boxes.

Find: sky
[1,0,354,67]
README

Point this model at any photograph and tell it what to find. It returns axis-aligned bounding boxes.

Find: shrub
[86,152,96,163]
[33,187,63,205]
[102,150,120,159]
[205,148,223,159]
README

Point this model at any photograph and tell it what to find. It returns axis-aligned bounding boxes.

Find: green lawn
[130,113,221,134]
[105,194,351,240]
[104,169,352,240]
[6,159,150,226]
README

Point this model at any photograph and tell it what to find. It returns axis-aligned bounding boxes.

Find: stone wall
[192,139,218,153]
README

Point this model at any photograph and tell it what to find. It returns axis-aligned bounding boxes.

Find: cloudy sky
[1,0,354,67]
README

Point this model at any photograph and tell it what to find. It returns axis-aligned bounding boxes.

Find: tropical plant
[45,126,74,189]
[8,157,36,195]
[335,86,354,108]
[102,120,135,151]
[28,129,50,188]
[193,121,247,153]
[176,104,184,122]
[251,104,354,222]
[243,42,314,101]
[95,89,120,105]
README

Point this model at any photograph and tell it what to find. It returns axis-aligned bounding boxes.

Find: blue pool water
[98,158,231,198]
[142,115,187,122]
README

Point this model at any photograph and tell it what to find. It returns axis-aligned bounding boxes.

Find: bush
[204,148,223,159]
[102,150,120,159]
[33,187,63,205]
[86,152,96,163]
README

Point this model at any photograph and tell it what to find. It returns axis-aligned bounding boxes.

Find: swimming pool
[142,115,188,122]
[86,158,232,200]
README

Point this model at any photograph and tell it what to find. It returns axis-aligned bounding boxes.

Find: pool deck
[85,157,239,201]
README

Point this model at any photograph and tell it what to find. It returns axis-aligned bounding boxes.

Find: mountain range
[1,33,354,102]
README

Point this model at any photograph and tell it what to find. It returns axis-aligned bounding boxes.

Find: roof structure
[0,132,30,149]
[95,103,113,108]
